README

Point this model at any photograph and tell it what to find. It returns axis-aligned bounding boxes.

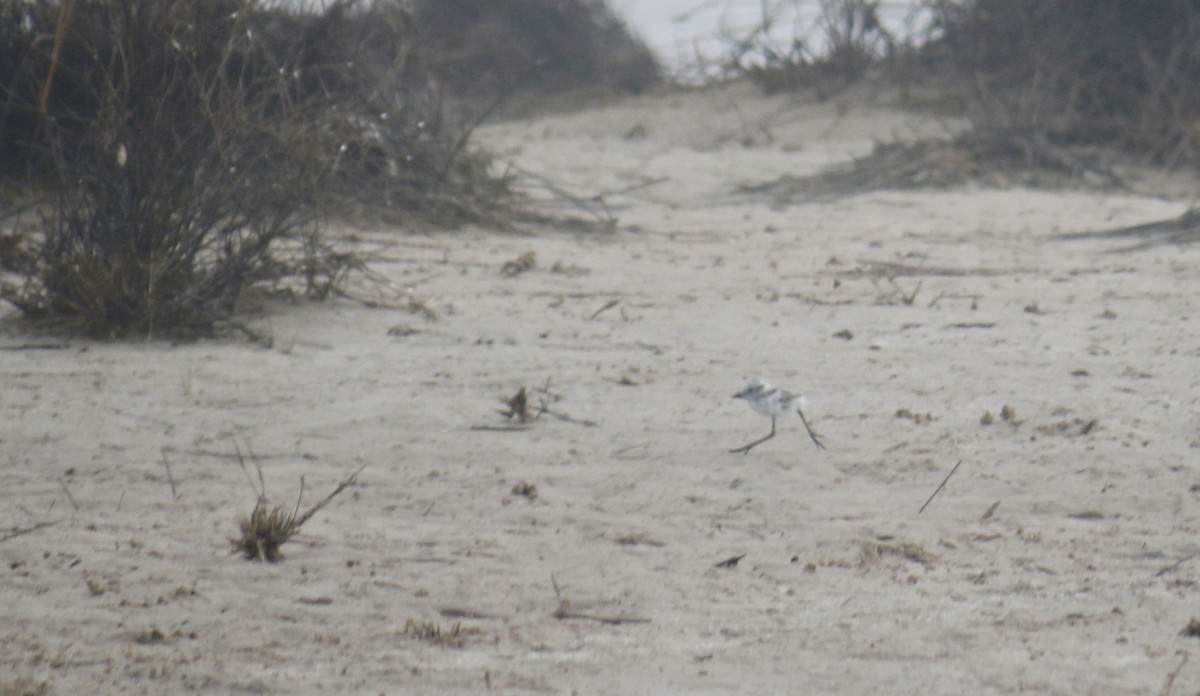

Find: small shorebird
[730,379,826,454]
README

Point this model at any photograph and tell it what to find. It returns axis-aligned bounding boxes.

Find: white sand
[3,82,1200,695]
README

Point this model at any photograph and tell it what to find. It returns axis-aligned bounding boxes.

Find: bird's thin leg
[796,406,826,450]
[730,417,776,454]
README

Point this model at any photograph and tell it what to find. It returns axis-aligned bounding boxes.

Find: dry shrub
[0,0,508,338]
[926,0,1200,167]
[727,0,897,96]
[412,0,659,101]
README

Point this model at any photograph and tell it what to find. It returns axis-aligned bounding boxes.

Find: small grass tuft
[401,619,477,648]
[230,442,364,563]
[234,498,299,563]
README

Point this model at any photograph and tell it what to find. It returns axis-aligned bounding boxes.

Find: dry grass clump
[231,446,364,563]
[400,619,479,648]
[234,499,301,564]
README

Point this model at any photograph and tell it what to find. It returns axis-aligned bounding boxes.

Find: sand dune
[3,82,1199,695]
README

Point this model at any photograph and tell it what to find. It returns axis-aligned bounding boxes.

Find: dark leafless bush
[0,0,509,338]
[727,0,896,96]
[927,0,1200,167]
[412,0,660,101]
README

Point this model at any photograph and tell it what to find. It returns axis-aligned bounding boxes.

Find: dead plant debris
[133,627,167,645]
[1035,418,1099,438]
[480,381,598,430]
[739,133,1124,204]
[895,408,934,424]
[859,539,937,567]
[511,481,538,500]
[501,251,537,277]
[715,553,747,569]
[614,533,665,547]
[549,575,650,625]
[387,324,421,337]
[230,443,364,563]
[499,387,531,423]
[401,619,479,648]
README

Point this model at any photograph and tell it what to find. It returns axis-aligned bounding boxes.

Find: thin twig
[601,176,670,198]
[980,500,1001,521]
[535,400,599,427]
[549,574,649,625]
[507,163,617,227]
[292,476,306,524]
[39,0,76,115]
[160,448,179,500]
[58,478,80,511]
[291,465,366,529]
[0,520,60,544]
[0,343,70,351]
[589,299,619,320]
[918,459,962,514]
[233,438,266,499]
[1156,553,1198,578]
[1160,652,1188,696]
[553,610,652,625]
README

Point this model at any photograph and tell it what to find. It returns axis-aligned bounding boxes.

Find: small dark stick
[160,448,179,500]
[980,500,1001,521]
[919,460,963,514]
[715,553,747,568]
[589,299,619,320]
[58,478,80,511]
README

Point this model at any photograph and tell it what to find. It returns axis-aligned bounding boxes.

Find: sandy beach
[3,81,1200,695]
